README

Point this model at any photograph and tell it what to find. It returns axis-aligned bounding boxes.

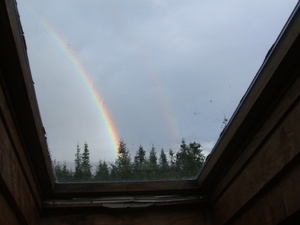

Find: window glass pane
[17,0,297,182]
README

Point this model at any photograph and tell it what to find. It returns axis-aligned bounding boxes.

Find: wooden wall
[0,0,52,224]
[0,0,41,222]
[0,77,41,225]
[210,77,300,224]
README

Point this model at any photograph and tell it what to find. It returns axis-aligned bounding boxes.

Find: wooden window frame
[1,0,300,205]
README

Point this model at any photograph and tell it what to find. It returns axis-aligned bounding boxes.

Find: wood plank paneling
[0,78,42,206]
[0,113,40,225]
[230,159,300,225]
[211,75,300,203]
[1,0,55,197]
[0,66,42,224]
[0,1,44,224]
[211,96,300,225]
[0,192,22,225]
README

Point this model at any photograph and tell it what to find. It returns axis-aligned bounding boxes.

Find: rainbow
[144,66,181,144]
[20,3,120,157]
[119,22,181,145]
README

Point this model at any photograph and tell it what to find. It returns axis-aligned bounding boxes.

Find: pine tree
[61,162,73,181]
[94,160,110,181]
[134,145,146,164]
[116,140,132,180]
[188,141,205,174]
[159,148,169,178]
[117,140,130,165]
[53,160,73,182]
[82,142,92,180]
[58,139,206,182]
[53,160,63,181]
[133,145,147,179]
[147,145,158,179]
[175,139,205,178]
[176,139,189,169]
[74,144,83,180]
[109,163,119,180]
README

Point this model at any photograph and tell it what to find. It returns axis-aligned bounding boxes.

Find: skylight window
[17,0,298,182]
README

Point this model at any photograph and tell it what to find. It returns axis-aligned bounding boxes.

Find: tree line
[53,139,206,182]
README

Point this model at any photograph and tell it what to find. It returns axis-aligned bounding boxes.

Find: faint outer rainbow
[22,3,120,157]
[125,36,181,145]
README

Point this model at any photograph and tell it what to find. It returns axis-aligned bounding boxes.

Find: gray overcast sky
[18,0,297,163]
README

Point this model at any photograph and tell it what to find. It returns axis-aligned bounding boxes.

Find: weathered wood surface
[0,192,22,225]
[210,77,300,203]
[1,0,55,197]
[211,88,300,224]
[230,161,300,225]
[0,1,49,224]
[0,84,41,224]
[211,73,300,203]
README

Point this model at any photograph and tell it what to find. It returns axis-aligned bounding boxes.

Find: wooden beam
[53,180,201,198]
[0,0,55,198]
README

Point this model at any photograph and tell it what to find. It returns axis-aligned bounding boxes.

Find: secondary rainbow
[22,3,120,157]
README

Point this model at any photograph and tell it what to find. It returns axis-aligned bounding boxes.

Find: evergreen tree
[133,145,147,179]
[54,139,206,182]
[159,148,169,178]
[53,160,73,182]
[61,162,73,181]
[147,145,158,179]
[81,142,92,180]
[176,139,189,168]
[53,160,63,180]
[134,145,146,164]
[149,145,158,166]
[175,139,205,178]
[116,140,132,180]
[188,141,205,173]
[94,160,110,181]
[74,144,83,180]
[109,163,119,180]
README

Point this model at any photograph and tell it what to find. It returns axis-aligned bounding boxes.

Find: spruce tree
[175,140,205,178]
[61,162,73,181]
[176,139,189,170]
[74,144,83,180]
[94,160,110,181]
[159,148,169,178]
[82,142,92,180]
[147,145,158,179]
[134,145,146,164]
[116,140,132,180]
[188,142,205,175]
[53,160,73,182]
[53,160,63,181]
[133,145,147,179]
